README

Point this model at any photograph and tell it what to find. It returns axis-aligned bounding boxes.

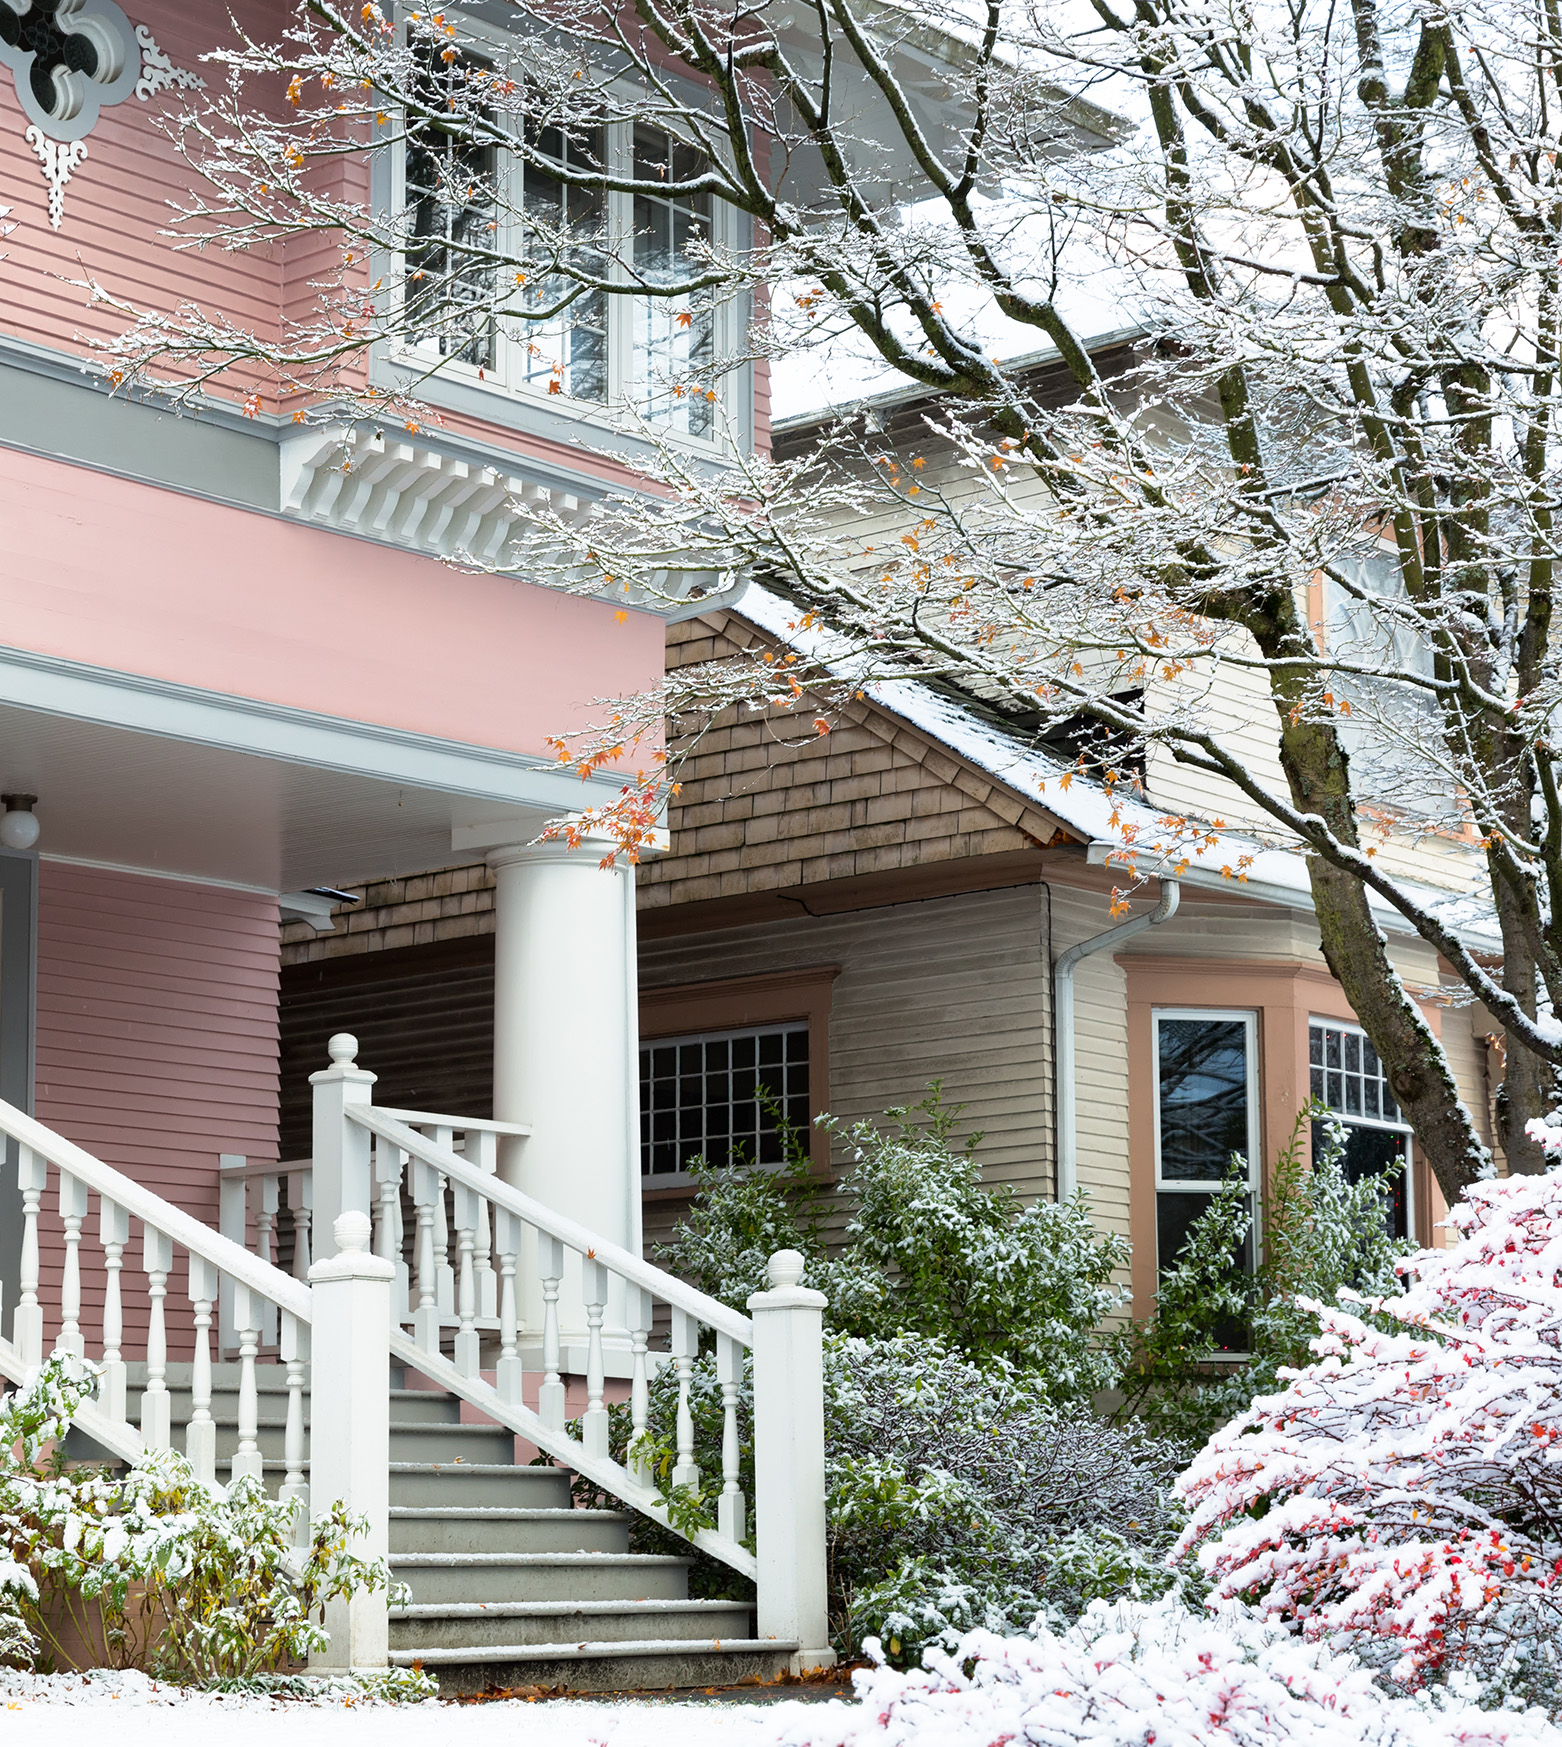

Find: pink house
[0,0,832,1691]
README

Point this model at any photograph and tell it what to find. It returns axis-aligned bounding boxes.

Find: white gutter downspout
[1054,880,1181,1202]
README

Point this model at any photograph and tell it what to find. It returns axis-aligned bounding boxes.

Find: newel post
[308,1210,393,1672]
[747,1249,837,1675]
[311,1034,376,1256]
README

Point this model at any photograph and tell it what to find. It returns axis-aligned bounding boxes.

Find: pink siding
[0,446,666,760]
[32,861,280,1355]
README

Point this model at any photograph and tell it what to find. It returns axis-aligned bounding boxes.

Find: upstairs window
[640,1022,810,1177]
[397,69,737,444]
[1309,1019,1410,1239]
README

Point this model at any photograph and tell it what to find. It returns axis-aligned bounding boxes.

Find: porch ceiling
[0,700,561,893]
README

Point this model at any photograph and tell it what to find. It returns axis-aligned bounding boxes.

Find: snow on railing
[0,1099,311,1513]
[312,1033,833,1671]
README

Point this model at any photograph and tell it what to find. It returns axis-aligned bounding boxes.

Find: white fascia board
[0,644,616,812]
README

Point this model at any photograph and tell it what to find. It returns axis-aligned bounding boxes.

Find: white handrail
[348,1106,752,1344]
[379,1108,532,1137]
[0,1098,311,1323]
[220,1156,311,1180]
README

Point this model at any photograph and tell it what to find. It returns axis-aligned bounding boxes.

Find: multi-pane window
[1309,1019,1411,1239]
[516,115,609,402]
[1153,1010,1259,1345]
[399,76,732,442]
[640,1023,809,1177]
[404,61,499,369]
[631,126,715,439]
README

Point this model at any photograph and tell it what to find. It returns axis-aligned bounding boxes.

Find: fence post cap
[328,1033,359,1066]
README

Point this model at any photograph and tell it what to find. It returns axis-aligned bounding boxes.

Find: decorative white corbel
[25,127,87,232]
[134,25,205,101]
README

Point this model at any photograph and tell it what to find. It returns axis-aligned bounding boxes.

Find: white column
[308,1211,393,1673]
[488,842,638,1349]
[748,1250,836,1675]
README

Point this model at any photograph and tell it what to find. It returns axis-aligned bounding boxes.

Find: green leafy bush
[1118,1107,1410,1445]
[657,1086,1130,1400]
[0,1354,425,1692]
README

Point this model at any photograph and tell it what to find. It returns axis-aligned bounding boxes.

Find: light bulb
[0,795,39,851]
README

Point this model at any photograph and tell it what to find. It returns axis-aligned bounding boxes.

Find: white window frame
[1151,1006,1262,1198]
[1308,1015,1415,1237]
[390,14,746,454]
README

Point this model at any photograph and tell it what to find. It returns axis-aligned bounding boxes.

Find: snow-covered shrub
[0,1354,410,1684]
[823,1336,1183,1662]
[1121,1110,1407,1445]
[763,1596,1562,1747]
[656,1086,1129,1400]
[1176,1162,1562,1700]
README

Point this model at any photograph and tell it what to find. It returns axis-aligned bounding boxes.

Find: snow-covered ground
[0,1670,822,1747]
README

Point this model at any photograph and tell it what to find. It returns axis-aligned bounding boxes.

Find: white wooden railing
[0,1102,311,1518]
[0,1035,835,1676]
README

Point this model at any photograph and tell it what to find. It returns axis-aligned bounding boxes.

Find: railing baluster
[717,1332,746,1544]
[412,1159,442,1354]
[494,1206,522,1405]
[99,1197,129,1423]
[433,1126,455,1317]
[142,1225,174,1449]
[538,1233,565,1431]
[218,1156,247,1356]
[470,1130,498,1318]
[15,1147,45,1366]
[453,1180,479,1377]
[57,1170,87,1357]
[373,1141,405,1320]
[582,1257,609,1459]
[671,1308,701,1490]
[280,1310,309,1541]
[231,1282,263,1485]
[629,1285,653,1486]
[187,1256,219,1485]
[256,1175,280,1348]
[292,1171,314,1280]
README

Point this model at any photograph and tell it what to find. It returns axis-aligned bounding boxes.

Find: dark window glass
[1156,1017,1250,1181]
[1155,1190,1251,1348]
[1311,1120,1409,1240]
[638,1023,810,1174]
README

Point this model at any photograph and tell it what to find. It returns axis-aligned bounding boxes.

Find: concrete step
[390,1464,572,1509]
[388,1598,753,1651]
[389,1508,631,1556]
[390,1422,516,1463]
[391,1552,690,1606]
[388,1637,798,1695]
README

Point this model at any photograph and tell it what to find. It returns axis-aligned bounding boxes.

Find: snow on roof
[733,583,1500,950]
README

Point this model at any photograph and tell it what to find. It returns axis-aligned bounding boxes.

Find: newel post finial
[328,1032,359,1068]
[767,1249,806,1289]
[334,1210,371,1254]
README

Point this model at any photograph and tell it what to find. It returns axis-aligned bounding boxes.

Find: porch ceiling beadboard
[31,859,281,1355]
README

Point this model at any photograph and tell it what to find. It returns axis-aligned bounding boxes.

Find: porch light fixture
[0,794,39,850]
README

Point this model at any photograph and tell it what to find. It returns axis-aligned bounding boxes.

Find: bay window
[1309,1018,1411,1239]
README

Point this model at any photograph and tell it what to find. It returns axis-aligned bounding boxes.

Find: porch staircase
[125,1362,790,1694]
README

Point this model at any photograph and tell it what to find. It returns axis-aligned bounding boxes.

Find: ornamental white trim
[25,126,86,231]
[1,3,202,228]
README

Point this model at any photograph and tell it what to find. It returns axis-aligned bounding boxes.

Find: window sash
[1151,1007,1260,1192]
[395,82,736,446]
[640,1021,810,1178]
[1309,1017,1408,1132]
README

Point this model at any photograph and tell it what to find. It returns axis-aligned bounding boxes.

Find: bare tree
[92,0,1562,1194]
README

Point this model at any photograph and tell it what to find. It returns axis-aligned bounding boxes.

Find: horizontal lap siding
[31,863,281,1355]
[639,885,1053,1257]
